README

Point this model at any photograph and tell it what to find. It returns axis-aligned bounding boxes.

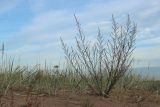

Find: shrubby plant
[61,15,137,97]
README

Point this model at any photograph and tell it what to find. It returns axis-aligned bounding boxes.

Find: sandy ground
[0,93,160,107]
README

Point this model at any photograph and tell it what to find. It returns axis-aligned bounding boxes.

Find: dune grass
[0,58,159,97]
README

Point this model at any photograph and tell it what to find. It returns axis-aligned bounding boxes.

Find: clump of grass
[141,80,160,93]
[0,57,159,98]
[115,73,143,92]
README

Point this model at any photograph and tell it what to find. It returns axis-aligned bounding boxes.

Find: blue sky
[0,0,160,67]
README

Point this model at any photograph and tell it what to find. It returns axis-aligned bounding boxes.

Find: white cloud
[5,0,160,67]
[137,0,160,18]
[16,0,159,43]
